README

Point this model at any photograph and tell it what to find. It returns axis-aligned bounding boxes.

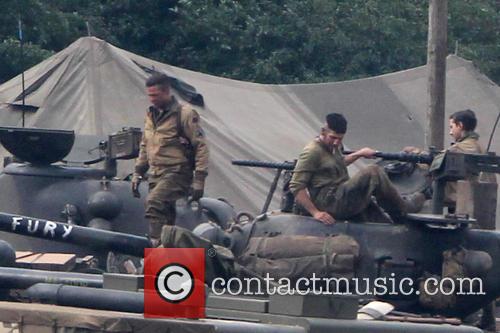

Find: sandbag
[238,234,359,282]
[418,247,473,310]
[442,247,467,280]
[242,234,359,259]
[418,273,456,311]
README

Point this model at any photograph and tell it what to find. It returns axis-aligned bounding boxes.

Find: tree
[0,0,498,84]
[449,0,500,83]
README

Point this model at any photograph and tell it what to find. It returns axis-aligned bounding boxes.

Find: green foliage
[0,38,53,82]
[449,0,500,83]
[0,0,498,85]
[148,0,431,83]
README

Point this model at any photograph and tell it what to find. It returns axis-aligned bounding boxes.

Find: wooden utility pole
[426,0,448,150]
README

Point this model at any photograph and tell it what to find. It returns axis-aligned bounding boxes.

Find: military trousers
[318,165,410,220]
[146,169,192,239]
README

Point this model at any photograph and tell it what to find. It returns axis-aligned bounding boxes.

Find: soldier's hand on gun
[402,146,423,154]
[313,211,335,225]
[131,174,142,198]
[357,147,377,159]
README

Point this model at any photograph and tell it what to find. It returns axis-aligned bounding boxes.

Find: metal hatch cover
[0,126,75,165]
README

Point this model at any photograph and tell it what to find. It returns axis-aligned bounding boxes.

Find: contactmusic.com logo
[144,248,205,318]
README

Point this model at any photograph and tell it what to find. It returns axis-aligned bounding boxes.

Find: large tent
[0,37,498,219]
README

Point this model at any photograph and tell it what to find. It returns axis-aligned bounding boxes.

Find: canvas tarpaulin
[0,37,498,219]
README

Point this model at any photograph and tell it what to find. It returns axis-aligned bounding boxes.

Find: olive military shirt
[289,139,349,209]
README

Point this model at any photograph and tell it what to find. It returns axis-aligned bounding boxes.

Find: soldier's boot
[146,199,177,247]
[402,192,426,213]
[148,220,163,247]
[369,166,425,216]
[382,193,425,220]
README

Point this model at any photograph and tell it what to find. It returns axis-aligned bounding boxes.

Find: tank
[0,129,497,332]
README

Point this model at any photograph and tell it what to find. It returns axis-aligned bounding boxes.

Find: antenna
[486,111,500,152]
[86,21,91,37]
[18,17,26,127]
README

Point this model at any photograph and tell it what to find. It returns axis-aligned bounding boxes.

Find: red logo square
[144,248,205,318]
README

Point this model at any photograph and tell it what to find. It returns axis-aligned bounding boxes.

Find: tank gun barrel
[0,267,103,289]
[0,213,151,257]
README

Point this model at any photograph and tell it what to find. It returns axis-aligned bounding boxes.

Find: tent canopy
[0,37,499,214]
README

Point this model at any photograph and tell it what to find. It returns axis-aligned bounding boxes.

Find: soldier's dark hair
[145,72,171,89]
[450,109,477,131]
[326,113,347,134]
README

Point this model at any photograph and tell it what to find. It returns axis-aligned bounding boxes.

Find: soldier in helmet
[289,113,425,225]
[132,73,209,245]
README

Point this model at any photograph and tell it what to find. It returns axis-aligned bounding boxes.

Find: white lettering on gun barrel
[62,225,73,239]
[43,221,57,237]
[11,217,22,231]
[10,217,73,239]
[27,219,39,233]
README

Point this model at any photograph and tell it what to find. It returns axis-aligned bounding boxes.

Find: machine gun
[234,150,500,217]
[232,150,435,213]
[233,150,434,170]
[429,151,500,215]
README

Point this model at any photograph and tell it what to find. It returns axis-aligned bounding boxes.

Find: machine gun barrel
[231,160,296,170]
[372,151,434,164]
[0,212,151,257]
[232,151,433,171]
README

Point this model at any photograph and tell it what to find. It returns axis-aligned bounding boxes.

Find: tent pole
[426,0,448,151]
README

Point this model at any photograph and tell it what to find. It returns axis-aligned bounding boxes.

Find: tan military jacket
[443,132,496,203]
[134,96,209,177]
[289,139,349,204]
[448,131,483,155]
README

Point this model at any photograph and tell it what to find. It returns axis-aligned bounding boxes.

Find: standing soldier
[132,73,209,245]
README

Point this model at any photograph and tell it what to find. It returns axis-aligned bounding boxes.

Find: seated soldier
[405,110,497,332]
[404,109,496,209]
[289,113,425,225]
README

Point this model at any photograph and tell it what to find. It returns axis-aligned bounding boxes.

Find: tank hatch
[0,127,75,165]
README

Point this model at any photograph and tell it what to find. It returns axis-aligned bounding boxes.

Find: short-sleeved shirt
[289,139,349,206]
